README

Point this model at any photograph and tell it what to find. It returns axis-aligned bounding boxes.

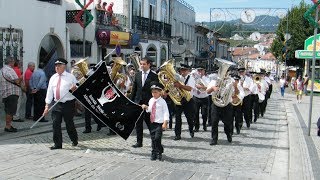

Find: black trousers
[252,94,260,121]
[193,96,209,130]
[25,89,33,118]
[135,111,151,145]
[84,108,105,131]
[52,100,78,147]
[211,103,233,141]
[259,99,267,117]
[150,123,163,155]
[232,104,243,131]
[174,99,195,137]
[207,95,212,126]
[33,89,46,121]
[242,95,253,125]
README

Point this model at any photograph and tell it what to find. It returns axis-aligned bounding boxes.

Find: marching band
[45,56,273,157]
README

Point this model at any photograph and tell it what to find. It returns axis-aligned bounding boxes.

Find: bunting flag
[72,62,143,140]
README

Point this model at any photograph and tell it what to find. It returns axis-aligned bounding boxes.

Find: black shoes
[50,145,62,150]
[227,134,232,143]
[203,126,207,131]
[39,119,48,122]
[194,128,199,132]
[174,136,181,140]
[150,154,157,161]
[72,141,78,146]
[13,119,24,122]
[97,125,102,131]
[107,131,116,136]
[210,139,217,145]
[190,132,194,138]
[83,129,91,134]
[157,154,162,161]
[132,143,142,148]
[236,127,241,134]
[4,126,17,132]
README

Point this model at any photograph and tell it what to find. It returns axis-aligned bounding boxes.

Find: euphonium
[110,57,127,81]
[231,81,242,106]
[211,58,236,107]
[253,74,265,102]
[192,71,208,93]
[158,59,192,105]
[128,53,141,71]
[72,58,89,85]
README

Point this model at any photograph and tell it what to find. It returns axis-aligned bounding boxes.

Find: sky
[184,0,311,22]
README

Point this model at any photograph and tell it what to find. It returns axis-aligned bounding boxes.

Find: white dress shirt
[45,71,78,104]
[141,69,150,87]
[241,75,253,96]
[146,97,169,123]
[179,73,196,89]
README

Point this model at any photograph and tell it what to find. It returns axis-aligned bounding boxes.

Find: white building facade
[0,0,67,74]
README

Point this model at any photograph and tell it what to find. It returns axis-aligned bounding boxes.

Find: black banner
[72,62,143,140]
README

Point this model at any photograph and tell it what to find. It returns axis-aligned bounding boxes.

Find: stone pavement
[282,89,320,180]
[0,88,291,179]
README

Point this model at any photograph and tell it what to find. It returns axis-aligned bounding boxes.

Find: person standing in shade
[0,57,21,132]
[43,58,78,150]
[24,62,35,119]
[130,56,159,148]
[141,82,169,161]
[30,62,48,122]
[12,60,24,122]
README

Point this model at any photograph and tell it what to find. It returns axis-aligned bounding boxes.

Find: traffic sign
[295,50,320,59]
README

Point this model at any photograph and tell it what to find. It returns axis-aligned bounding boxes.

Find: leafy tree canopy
[271,1,314,67]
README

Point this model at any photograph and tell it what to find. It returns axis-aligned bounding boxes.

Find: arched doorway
[160,46,167,65]
[146,45,157,65]
[38,34,64,78]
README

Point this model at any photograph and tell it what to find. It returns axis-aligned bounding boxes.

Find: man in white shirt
[239,68,253,128]
[192,65,210,132]
[173,64,196,140]
[43,58,78,150]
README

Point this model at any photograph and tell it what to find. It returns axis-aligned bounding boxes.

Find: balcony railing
[132,16,171,39]
[66,10,128,29]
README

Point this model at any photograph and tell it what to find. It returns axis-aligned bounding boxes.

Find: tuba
[158,59,192,105]
[110,57,127,81]
[72,58,90,85]
[253,74,265,102]
[211,58,236,107]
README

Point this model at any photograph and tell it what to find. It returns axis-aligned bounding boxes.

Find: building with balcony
[170,0,196,67]
[131,0,171,67]
[65,0,135,64]
[0,0,67,75]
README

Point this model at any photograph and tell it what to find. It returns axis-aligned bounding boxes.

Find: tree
[271,1,314,67]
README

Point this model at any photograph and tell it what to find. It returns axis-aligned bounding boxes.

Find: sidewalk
[280,86,320,180]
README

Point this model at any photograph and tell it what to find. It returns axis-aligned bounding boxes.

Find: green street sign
[295,50,320,59]
[304,34,320,50]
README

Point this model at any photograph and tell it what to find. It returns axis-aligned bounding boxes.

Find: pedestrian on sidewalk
[0,57,21,132]
[141,81,169,161]
[279,75,286,97]
[295,75,304,103]
[303,74,309,96]
[43,58,78,150]
[317,117,320,136]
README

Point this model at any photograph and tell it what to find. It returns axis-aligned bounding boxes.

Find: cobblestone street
[0,91,289,179]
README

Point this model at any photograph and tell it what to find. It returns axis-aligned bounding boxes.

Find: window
[161,0,168,23]
[70,41,92,58]
[133,0,143,16]
[149,0,156,20]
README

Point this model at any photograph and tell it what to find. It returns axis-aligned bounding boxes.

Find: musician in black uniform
[173,64,195,140]
[239,68,254,128]
[130,56,159,148]
[230,74,245,135]
[206,67,235,145]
